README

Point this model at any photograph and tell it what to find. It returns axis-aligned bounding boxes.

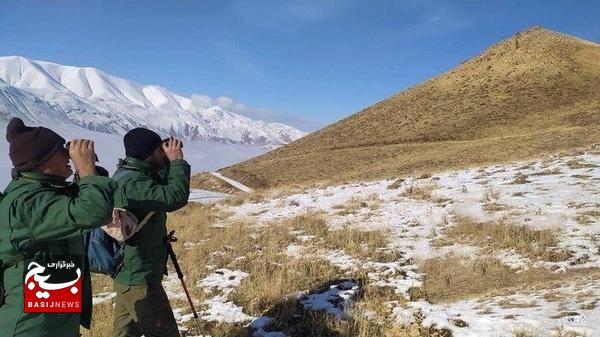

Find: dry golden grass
[575,209,600,225]
[482,202,511,212]
[513,328,538,337]
[293,213,402,261]
[400,183,436,201]
[86,194,600,336]
[216,27,600,189]
[84,205,421,337]
[233,259,343,314]
[417,255,600,303]
[551,326,589,337]
[81,301,114,337]
[226,215,412,336]
[218,190,270,206]
[283,212,330,238]
[399,182,450,205]
[400,182,441,200]
[566,159,598,169]
[82,275,117,335]
[531,167,562,176]
[482,186,501,202]
[332,194,381,216]
[266,212,401,263]
[86,197,600,336]
[332,197,369,215]
[440,216,572,262]
[481,187,511,212]
[510,173,531,184]
[325,227,402,263]
[357,285,407,320]
[387,178,405,190]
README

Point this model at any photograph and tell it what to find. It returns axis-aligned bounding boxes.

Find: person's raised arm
[20,175,117,243]
[19,138,116,242]
[126,138,190,212]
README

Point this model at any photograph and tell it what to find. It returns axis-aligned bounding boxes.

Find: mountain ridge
[0,55,305,145]
[217,27,600,188]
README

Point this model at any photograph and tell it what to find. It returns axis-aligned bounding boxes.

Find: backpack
[85,168,154,277]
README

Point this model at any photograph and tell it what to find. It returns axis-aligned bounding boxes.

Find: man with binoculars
[110,128,190,337]
[0,117,117,337]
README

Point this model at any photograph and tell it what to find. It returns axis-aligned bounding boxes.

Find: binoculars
[162,137,183,149]
[65,137,181,163]
[65,141,99,162]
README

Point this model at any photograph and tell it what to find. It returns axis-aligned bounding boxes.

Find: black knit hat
[6,118,66,171]
[123,128,163,160]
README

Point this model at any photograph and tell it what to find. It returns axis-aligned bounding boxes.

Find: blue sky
[1,0,599,131]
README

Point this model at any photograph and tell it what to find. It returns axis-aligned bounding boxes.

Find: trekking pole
[165,230,199,319]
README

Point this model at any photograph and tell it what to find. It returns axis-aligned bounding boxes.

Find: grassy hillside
[216,27,600,188]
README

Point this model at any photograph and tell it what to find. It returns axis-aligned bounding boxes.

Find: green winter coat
[0,172,116,337]
[112,157,190,286]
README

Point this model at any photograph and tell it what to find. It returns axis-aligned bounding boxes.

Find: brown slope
[218,27,600,188]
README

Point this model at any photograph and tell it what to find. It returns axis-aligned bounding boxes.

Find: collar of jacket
[122,156,160,175]
[18,171,69,187]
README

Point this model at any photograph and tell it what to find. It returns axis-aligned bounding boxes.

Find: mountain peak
[476,26,599,61]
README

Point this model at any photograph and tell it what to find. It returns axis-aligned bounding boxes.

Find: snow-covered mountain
[0,56,305,145]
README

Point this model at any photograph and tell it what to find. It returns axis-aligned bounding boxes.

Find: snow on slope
[0,56,305,145]
[210,151,600,336]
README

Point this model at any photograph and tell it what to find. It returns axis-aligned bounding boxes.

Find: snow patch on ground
[200,295,253,323]
[299,280,360,320]
[215,151,600,336]
[392,275,600,337]
[199,268,249,294]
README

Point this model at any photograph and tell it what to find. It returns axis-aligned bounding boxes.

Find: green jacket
[112,157,190,286]
[0,172,116,337]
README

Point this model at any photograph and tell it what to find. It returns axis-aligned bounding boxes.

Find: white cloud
[189,94,213,107]
[189,94,321,131]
